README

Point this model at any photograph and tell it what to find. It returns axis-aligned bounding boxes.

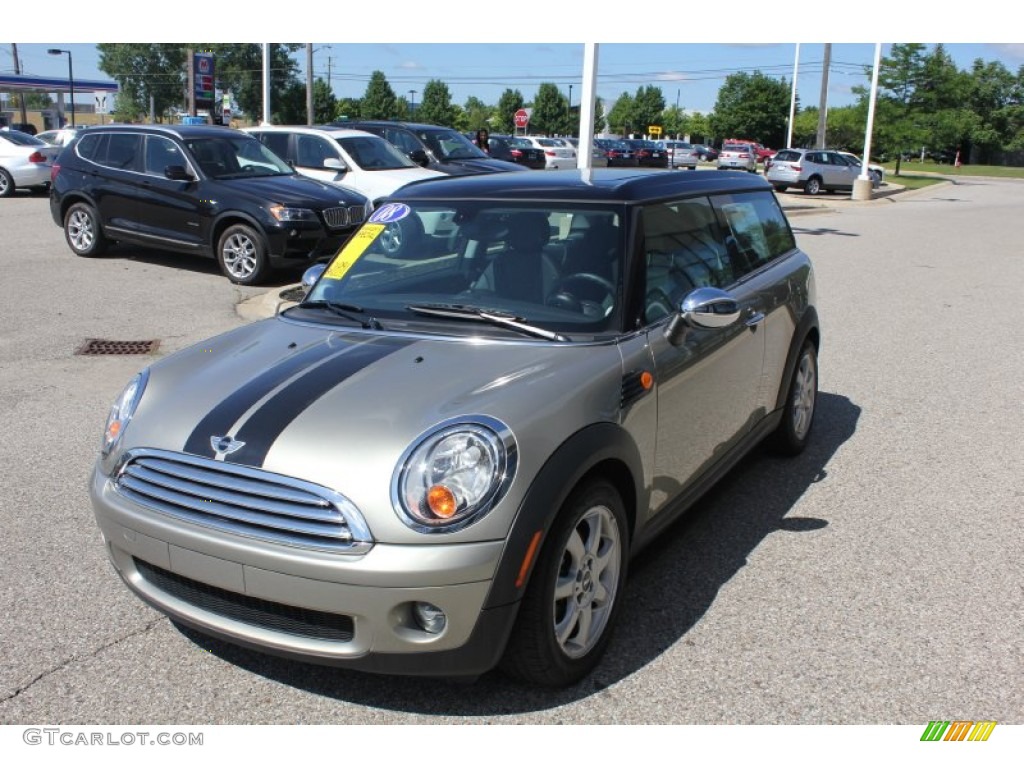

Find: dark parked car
[49,124,369,284]
[485,134,546,169]
[622,138,668,167]
[693,144,718,162]
[89,167,820,687]
[338,120,527,176]
[594,138,638,167]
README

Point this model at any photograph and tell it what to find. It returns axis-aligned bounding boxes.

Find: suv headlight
[102,369,149,457]
[393,417,517,533]
[269,205,317,222]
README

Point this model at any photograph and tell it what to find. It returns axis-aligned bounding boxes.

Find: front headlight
[393,417,517,533]
[102,369,149,456]
[268,205,317,223]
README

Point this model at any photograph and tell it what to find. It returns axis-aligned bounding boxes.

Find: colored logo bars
[920,721,997,742]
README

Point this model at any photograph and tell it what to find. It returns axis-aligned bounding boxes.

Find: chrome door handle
[745,311,765,327]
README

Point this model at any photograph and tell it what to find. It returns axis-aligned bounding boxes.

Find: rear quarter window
[710,191,796,275]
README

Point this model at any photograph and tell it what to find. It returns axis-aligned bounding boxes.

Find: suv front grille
[114,449,372,553]
[135,559,355,641]
[322,205,366,230]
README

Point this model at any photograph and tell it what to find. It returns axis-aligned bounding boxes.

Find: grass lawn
[884,161,1024,179]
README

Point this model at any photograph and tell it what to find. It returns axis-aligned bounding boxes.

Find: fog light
[413,602,447,634]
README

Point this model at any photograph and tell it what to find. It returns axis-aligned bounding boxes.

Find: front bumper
[262,223,352,265]
[90,465,518,676]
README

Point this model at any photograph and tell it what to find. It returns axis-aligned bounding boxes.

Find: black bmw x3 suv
[49,124,370,285]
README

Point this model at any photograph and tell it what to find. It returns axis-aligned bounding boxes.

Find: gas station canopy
[0,74,119,94]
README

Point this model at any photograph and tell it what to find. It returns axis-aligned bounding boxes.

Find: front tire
[217,224,270,285]
[772,340,818,455]
[64,202,107,257]
[500,479,628,687]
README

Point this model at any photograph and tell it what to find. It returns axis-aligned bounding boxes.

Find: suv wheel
[218,224,270,285]
[64,202,107,257]
[501,479,627,687]
[772,340,818,455]
[804,176,823,196]
[0,168,15,198]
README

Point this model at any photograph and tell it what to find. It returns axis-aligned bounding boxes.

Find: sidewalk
[236,179,948,322]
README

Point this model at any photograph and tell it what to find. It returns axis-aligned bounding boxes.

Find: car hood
[214,174,368,207]
[331,166,444,201]
[122,319,623,542]
[432,157,528,176]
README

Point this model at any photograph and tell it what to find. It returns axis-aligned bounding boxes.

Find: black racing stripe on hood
[225,336,412,468]
[183,339,339,458]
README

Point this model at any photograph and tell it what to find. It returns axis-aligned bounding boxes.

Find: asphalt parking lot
[0,176,1021,737]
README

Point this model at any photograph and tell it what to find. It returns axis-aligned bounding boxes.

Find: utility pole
[816,43,831,148]
[408,90,416,118]
[306,44,314,126]
[11,43,28,123]
[186,47,195,116]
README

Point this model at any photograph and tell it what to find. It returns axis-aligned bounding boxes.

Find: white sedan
[0,129,60,197]
[244,126,444,204]
[518,136,576,169]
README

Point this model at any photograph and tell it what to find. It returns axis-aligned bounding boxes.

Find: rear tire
[0,168,15,198]
[773,185,788,193]
[804,177,822,195]
[64,202,107,257]
[500,479,628,687]
[772,340,818,455]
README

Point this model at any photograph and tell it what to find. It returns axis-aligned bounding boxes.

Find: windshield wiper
[406,303,567,342]
[298,299,384,330]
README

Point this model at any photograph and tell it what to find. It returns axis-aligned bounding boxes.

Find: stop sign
[514,109,529,129]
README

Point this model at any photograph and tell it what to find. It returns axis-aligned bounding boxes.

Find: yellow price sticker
[324,223,386,281]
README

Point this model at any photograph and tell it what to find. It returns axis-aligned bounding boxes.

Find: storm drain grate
[76,339,160,356]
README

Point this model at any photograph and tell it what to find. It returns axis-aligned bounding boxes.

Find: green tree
[360,71,399,119]
[206,44,302,120]
[530,82,567,136]
[607,92,634,136]
[97,43,188,120]
[461,96,493,134]
[593,96,606,135]
[417,79,458,127]
[874,43,928,173]
[632,85,666,135]
[710,71,790,147]
[661,105,686,138]
[495,88,525,133]
[334,97,361,121]
[24,93,54,110]
[312,78,337,124]
[687,111,711,143]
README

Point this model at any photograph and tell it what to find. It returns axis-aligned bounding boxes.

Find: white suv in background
[245,125,444,205]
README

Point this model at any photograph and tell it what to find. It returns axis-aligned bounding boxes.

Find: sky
[5,1,1023,116]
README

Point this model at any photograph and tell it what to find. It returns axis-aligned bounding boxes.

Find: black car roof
[393,167,772,203]
[79,124,249,140]
[335,119,460,133]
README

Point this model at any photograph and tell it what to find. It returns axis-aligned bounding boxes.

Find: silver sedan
[0,129,59,197]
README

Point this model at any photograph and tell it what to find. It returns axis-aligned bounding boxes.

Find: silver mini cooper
[91,168,820,687]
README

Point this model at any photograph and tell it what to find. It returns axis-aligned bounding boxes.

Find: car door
[81,131,144,238]
[132,134,208,251]
[293,133,346,184]
[640,196,766,516]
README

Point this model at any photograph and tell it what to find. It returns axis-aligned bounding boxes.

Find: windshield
[184,135,293,179]
[338,134,417,170]
[301,200,626,339]
[418,128,488,160]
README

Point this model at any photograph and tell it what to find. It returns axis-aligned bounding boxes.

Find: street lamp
[408,90,416,118]
[47,48,75,127]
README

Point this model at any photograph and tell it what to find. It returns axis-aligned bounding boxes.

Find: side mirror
[301,263,326,295]
[665,287,742,345]
[408,148,429,167]
[323,157,347,171]
[164,165,194,181]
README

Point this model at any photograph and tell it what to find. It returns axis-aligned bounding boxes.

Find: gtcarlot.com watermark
[23,728,203,747]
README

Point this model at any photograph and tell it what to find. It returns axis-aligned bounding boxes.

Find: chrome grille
[114,449,372,553]
[322,205,366,230]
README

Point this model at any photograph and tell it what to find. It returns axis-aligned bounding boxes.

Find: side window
[75,133,102,161]
[641,197,731,324]
[144,136,183,176]
[258,132,291,162]
[295,134,338,168]
[100,133,142,170]
[384,128,421,156]
[710,191,796,277]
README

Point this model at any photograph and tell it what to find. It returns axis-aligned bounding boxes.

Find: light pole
[568,83,573,122]
[47,48,75,127]
[408,90,416,118]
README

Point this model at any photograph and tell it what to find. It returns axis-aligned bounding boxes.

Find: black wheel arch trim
[211,211,269,253]
[482,422,644,611]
